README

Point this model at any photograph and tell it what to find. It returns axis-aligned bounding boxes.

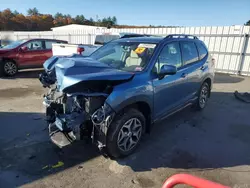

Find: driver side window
[24,40,43,51]
[154,42,182,73]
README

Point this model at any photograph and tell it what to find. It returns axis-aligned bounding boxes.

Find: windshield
[94,35,120,45]
[90,41,157,72]
[1,39,27,49]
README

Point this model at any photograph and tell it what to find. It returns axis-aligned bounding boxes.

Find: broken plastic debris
[234,91,250,103]
[52,161,64,168]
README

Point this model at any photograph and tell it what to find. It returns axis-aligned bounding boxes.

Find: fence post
[68,34,71,43]
[88,33,91,44]
[238,34,249,75]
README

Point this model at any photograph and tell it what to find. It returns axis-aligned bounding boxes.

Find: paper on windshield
[134,47,146,54]
[138,43,156,48]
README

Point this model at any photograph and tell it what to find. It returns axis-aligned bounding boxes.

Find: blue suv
[40,34,215,158]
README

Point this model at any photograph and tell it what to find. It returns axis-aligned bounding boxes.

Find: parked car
[0,38,67,76]
[52,32,152,57]
[39,34,215,158]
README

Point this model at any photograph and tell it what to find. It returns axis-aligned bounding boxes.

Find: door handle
[181,73,187,78]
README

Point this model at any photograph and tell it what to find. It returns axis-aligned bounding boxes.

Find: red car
[0,38,67,76]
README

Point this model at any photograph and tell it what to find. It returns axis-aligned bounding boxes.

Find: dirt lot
[0,70,250,188]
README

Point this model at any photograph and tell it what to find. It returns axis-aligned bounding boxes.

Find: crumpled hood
[54,57,134,92]
[43,54,84,71]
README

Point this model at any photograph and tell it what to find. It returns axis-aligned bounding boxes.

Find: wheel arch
[111,98,153,133]
[2,57,17,64]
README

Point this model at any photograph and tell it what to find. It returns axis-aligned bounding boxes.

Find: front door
[18,40,50,68]
[152,42,189,121]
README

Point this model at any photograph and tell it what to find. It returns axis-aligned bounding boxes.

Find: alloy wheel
[4,61,17,76]
[199,85,208,108]
[117,118,142,152]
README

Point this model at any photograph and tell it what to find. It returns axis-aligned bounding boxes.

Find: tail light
[77,47,84,55]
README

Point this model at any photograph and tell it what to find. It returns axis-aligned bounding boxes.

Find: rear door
[180,41,204,99]
[18,40,46,68]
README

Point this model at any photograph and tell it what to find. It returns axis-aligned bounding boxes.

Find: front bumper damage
[39,57,134,156]
[43,90,115,155]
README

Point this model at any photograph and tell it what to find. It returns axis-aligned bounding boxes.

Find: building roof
[51,24,107,31]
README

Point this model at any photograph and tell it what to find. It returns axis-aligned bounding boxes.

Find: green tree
[246,20,250,26]
[85,17,95,26]
[111,16,117,25]
[27,7,39,16]
[54,12,63,19]
[13,10,19,15]
[53,12,65,26]
[74,15,85,24]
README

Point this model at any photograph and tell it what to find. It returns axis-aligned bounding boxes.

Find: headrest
[130,50,139,58]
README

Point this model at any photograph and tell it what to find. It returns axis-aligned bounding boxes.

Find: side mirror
[20,46,28,52]
[158,64,177,80]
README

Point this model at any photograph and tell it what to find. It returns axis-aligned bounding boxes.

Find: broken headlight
[91,102,113,125]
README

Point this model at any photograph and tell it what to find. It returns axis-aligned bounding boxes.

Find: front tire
[106,108,146,158]
[2,60,18,76]
[196,82,210,110]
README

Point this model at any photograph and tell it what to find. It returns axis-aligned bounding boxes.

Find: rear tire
[2,60,18,76]
[195,82,210,110]
[106,108,146,158]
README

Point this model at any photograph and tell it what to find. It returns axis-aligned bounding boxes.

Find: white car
[52,32,152,57]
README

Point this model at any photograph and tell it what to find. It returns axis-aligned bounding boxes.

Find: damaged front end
[40,57,134,155]
[43,87,115,155]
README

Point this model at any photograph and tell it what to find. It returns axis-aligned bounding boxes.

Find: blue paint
[43,36,214,124]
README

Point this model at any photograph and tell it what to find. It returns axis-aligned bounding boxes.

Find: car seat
[125,50,142,67]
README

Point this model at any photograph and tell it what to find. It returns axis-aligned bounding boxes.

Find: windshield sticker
[138,43,156,48]
[134,47,146,54]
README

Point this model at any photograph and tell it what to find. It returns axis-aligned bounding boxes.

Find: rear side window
[180,41,199,65]
[45,41,54,49]
[196,42,208,59]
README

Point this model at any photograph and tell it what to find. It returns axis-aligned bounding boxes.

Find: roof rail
[165,34,198,39]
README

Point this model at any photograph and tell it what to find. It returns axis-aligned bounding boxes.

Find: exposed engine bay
[41,76,117,155]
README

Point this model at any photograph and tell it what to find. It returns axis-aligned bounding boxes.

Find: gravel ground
[0,70,250,188]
